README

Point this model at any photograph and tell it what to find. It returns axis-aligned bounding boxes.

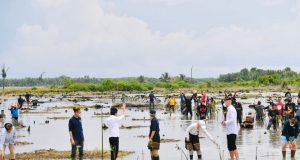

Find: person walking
[168,95,177,116]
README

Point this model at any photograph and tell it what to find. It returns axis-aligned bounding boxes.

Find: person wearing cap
[185,118,218,160]
[69,106,84,160]
[0,123,16,160]
[148,109,160,160]
[106,103,126,160]
[221,95,239,160]
[281,117,299,159]
[9,103,19,123]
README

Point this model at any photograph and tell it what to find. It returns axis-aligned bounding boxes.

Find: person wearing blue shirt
[149,92,156,109]
[148,109,160,160]
[69,106,84,160]
[9,103,19,122]
[281,117,299,159]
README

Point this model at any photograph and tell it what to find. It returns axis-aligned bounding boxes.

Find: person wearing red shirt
[276,97,285,128]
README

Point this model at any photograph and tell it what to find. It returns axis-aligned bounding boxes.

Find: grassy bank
[12,149,134,160]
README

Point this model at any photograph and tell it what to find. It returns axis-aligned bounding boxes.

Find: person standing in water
[185,118,218,160]
[149,91,156,110]
[69,106,84,160]
[281,117,299,159]
[106,103,126,160]
[168,95,177,116]
[276,97,285,128]
[148,109,160,160]
[0,123,16,160]
[183,93,193,117]
[267,103,279,131]
[235,102,243,126]
[222,95,239,160]
[17,95,25,109]
[24,93,31,108]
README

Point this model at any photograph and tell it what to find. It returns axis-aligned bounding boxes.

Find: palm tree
[1,65,8,108]
[160,72,171,82]
[179,74,186,81]
[137,75,145,83]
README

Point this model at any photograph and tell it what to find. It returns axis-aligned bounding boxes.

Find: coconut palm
[160,72,171,82]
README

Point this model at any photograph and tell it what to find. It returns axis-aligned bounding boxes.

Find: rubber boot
[198,154,202,160]
[282,151,286,158]
[190,155,193,160]
[291,150,296,158]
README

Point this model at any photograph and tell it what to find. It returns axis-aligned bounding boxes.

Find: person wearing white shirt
[0,123,17,160]
[222,96,239,160]
[185,118,218,160]
[106,103,126,160]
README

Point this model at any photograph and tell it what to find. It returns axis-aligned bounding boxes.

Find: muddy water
[1,93,300,160]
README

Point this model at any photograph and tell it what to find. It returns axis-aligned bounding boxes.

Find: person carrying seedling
[185,118,218,160]
[168,95,177,116]
[148,109,160,160]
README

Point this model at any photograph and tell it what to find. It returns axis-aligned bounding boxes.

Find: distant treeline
[0,68,300,92]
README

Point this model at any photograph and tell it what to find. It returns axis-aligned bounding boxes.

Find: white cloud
[1,0,300,78]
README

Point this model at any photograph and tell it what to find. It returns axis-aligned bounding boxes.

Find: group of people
[67,90,300,160]
[68,104,161,160]
[0,93,32,160]
[263,93,300,159]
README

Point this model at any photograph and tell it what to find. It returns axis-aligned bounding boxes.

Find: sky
[0,0,300,78]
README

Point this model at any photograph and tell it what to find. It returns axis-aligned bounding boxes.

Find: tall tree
[160,72,171,83]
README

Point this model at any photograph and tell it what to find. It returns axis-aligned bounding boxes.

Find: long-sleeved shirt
[185,120,215,142]
[225,105,238,135]
[0,128,16,149]
[106,115,125,138]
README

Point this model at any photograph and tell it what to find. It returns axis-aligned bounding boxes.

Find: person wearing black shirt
[183,94,193,117]
[17,95,25,109]
[235,102,243,125]
[24,93,31,107]
[267,104,278,130]
[69,106,84,160]
[148,109,160,160]
[281,117,299,159]
[149,91,156,109]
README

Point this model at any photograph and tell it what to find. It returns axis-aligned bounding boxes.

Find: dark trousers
[267,118,276,130]
[186,105,192,116]
[150,102,155,109]
[237,115,242,124]
[71,140,84,159]
[109,137,119,160]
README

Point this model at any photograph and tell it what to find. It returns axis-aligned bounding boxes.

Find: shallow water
[0,93,299,160]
